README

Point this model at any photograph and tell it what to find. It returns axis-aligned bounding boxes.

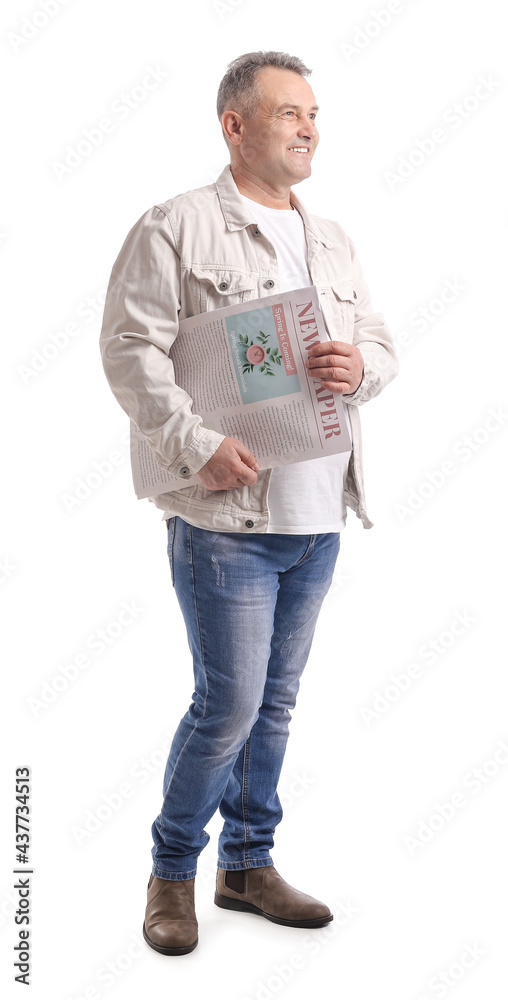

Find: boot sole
[214,893,333,928]
[142,921,198,956]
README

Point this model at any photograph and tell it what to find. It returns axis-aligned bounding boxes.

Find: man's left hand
[304,341,364,394]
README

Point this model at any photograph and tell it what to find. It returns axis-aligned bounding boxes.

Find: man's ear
[221,110,244,146]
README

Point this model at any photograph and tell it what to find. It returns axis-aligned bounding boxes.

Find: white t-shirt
[238,192,352,534]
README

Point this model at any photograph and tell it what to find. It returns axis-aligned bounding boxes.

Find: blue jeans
[151,516,341,880]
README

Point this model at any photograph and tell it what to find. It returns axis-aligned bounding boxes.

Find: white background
[1,0,507,997]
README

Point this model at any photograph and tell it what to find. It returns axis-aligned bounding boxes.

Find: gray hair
[216,51,312,145]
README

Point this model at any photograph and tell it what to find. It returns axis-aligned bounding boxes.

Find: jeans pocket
[166,517,176,586]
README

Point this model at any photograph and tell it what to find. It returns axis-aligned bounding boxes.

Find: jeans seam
[217,857,273,870]
[158,524,209,850]
[152,865,197,880]
[189,525,210,725]
[293,533,315,566]
[241,737,251,863]
[167,518,176,586]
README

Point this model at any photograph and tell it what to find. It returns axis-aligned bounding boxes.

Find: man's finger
[306,353,352,369]
[317,379,352,393]
[306,340,352,357]
[233,439,261,471]
[236,463,259,486]
[307,364,351,381]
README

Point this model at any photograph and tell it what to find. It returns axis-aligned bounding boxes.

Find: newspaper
[130,284,351,499]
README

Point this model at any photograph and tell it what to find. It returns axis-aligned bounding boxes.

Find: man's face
[232,67,320,189]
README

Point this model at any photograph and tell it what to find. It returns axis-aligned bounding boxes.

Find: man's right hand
[196,437,261,491]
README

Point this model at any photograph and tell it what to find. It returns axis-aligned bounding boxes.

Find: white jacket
[99,164,398,531]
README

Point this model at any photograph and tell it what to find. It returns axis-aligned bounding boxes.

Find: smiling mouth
[288,147,310,154]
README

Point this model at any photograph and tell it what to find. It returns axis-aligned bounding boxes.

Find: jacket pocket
[318,279,356,343]
[190,266,258,313]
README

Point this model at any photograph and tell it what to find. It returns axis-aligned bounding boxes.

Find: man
[99,50,398,956]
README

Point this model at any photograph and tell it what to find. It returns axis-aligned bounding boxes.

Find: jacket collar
[215,163,335,250]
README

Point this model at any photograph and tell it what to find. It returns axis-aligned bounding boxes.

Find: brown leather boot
[214,865,333,928]
[143,873,198,955]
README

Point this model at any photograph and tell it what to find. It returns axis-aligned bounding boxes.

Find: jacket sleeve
[340,236,399,406]
[99,205,225,477]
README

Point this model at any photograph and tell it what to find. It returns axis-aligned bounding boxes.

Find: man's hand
[196,436,261,491]
[304,341,364,394]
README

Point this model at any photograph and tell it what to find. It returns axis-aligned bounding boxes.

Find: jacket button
[264,279,275,289]
[245,519,254,528]
[179,466,190,476]
[253,227,260,236]
[218,281,229,291]
[353,289,357,299]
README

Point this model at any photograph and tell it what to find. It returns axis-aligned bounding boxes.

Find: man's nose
[297,120,318,141]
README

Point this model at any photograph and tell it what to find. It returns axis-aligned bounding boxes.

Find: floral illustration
[238,330,282,376]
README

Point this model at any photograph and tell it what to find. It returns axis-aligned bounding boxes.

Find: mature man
[99,51,398,956]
